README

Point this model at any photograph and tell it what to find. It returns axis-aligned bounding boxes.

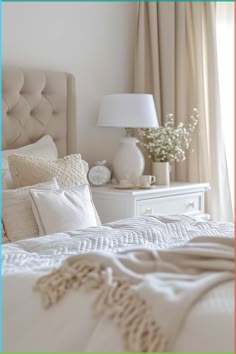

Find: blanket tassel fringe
[34,259,168,352]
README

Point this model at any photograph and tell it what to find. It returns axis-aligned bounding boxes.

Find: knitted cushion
[2,135,58,189]
[8,154,88,189]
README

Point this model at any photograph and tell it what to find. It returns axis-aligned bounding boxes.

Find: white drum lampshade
[97,94,159,185]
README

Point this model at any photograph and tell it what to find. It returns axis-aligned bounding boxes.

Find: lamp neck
[125,127,134,137]
[120,136,139,144]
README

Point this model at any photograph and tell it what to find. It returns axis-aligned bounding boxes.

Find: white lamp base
[112,137,145,185]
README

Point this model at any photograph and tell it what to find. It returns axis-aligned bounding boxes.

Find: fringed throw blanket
[35,236,234,352]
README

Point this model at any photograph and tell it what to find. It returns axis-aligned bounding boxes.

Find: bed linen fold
[2,216,234,352]
[35,236,234,352]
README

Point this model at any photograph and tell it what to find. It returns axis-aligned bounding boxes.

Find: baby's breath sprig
[138,108,199,163]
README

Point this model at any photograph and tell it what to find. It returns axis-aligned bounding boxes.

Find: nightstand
[91,182,210,224]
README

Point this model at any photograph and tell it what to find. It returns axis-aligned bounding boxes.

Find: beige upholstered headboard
[2,66,76,157]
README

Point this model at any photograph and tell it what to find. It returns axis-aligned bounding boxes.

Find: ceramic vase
[112,137,145,185]
[152,161,170,185]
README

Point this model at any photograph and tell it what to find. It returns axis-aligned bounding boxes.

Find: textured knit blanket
[35,235,234,352]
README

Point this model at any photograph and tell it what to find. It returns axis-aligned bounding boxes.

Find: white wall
[2,2,137,165]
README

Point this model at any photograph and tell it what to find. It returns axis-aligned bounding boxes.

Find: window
[216,2,234,216]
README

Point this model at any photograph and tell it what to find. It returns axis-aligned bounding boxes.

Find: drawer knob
[187,201,195,208]
[144,207,153,215]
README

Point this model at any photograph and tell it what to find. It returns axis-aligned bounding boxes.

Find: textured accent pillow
[2,179,59,242]
[2,135,58,189]
[8,154,88,189]
[30,185,100,236]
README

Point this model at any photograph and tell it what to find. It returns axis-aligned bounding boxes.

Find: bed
[2,67,234,352]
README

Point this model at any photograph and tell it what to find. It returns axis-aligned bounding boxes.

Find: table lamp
[97,94,158,185]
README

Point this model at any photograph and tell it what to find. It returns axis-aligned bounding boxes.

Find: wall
[2,2,137,165]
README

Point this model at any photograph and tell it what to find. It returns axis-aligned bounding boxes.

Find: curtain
[134,2,233,222]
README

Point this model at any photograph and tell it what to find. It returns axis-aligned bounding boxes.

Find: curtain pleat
[134,2,233,221]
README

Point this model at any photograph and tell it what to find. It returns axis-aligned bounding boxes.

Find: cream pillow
[8,153,88,189]
[30,185,100,236]
[2,179,59,242]
[2,135,58,189]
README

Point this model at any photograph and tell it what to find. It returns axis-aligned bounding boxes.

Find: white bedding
[2,215,234,352]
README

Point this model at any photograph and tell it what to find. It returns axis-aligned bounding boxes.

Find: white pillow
[2,179,59,242]
[30,185,100,236]
[2,135,58,189]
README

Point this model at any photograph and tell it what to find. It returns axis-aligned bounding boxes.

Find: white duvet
[2,215,234,352]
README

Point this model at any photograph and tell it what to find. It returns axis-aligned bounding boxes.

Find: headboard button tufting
[2,66,74,157]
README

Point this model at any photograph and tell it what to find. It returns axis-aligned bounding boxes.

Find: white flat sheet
[2,215,234,352]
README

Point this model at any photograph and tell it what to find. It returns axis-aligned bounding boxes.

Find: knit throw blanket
[35,236,234,352]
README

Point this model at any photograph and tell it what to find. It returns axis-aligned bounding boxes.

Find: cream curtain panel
[134,2,233,222]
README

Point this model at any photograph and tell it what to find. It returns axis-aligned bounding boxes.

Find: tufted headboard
[2,66,76,157]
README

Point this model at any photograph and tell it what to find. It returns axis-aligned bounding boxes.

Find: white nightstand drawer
[136,193,202,216]
[92,183,209,223]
